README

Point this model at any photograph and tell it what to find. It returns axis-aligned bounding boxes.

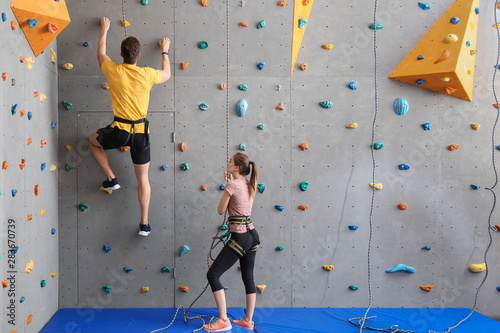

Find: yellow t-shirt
[101,59,161,133]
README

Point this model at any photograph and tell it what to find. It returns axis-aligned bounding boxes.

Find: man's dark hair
[121,36,140,64]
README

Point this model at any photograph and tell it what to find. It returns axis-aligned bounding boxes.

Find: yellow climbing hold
[141,286,150,293]
[50,165,57,172]
[51,271,56,278]
[468,262,486,273]
[99,186,113,195]
[41,210,45,216]
[346,123,357,129]
[26,57,34,71]
[102,83,109,90]
[50,48,56,64]
[439,77,451,82]
[25,260,34,274]
[322,44,333,49]
[40,93,46,103]
[369,183,383,190]
[65,145,72,151]
[62,63,73,70]
[121,19,130,27]
[470,123,480,130]
[256,285,266,293]
[322,265,334,271]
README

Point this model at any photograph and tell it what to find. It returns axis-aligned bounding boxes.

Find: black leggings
[207,229,259,294]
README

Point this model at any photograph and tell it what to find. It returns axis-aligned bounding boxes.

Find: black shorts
[96,125,150,165]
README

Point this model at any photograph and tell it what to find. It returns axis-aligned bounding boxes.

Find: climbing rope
[150,0,231,332]
[349,316,415,333]
[121,0,128,38]
[427,3,500,332]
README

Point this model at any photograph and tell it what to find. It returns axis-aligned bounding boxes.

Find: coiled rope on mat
[149,0,232,332]
[349,2,499,333]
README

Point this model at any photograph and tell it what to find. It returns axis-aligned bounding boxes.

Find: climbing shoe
[232,318,254,330]
[102,177,120,191]
[138,223,151,236]
[203,317,232,332]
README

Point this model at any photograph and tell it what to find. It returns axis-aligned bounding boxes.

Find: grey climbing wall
[54,0,500,323]
[0,3,60,333]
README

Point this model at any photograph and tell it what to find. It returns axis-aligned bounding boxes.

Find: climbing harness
[113,116,149,151]
[226,217,260,257]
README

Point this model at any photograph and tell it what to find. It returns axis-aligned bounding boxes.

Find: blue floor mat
[40,307,500,333]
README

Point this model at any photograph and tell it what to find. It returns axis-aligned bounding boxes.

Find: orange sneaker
[232,318,254,330]
[203,317,232,332]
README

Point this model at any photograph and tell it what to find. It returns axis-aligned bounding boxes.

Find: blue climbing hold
[220,184,225,190]
[239,143,246,151]
[422,246,431,250]
[20,296,25,303]
[41,163,46,171]
[28,111,32,120]
[398,163,410,171]
[275,205,284,211]
[348,225,359,230]
[258,62,265,70]
[466,41,471,48]
[199,103,209,111]
[393,97,409,115]
[257,183,265,194]
[51,121,57,129]
[418,2,430,10]
[11,189,17,197]
[28,19,38,28]
[385,264,416,273]
[11,104,18,115]
[161,164,168,171]
[9,246,19,254]
[2,13,6,22]
[471,184,481,190]
[257,124,265,130]
[497,286,500,292]
[319,101,333,109]
[51,228,56,235]
[422,122,432,130]
[417,55,424,60]
[450,17,460,25]
[223,286,229,291]
[349,81,357,90]
[83,42,89,47]
[124,267,133,273]
[475,8,480,14]
[180,245,190,257]
[103,245,111,253]
[415,79,426,86]
[298,18,307,28]
[180,162,189,171]
[236,99,247,117]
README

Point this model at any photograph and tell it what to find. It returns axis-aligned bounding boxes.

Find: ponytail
[232,153,257,199]
[249,161,258,199]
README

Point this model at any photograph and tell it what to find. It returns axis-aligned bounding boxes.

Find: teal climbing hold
[180,245,190,257]
[257,124,265,130]
[199,103,209,110]
[238,84,248,91]
[275,246,284,251]
[65,163,73,172]
[300,181,309,191]
[103,286,112,294]
[298,19,307,28]
[393,97,409,115]
[349,285,359,291]
[41,280,46,287]
[62,100,72,111]
[373,142,384,150]
[385,264,416,273]
[257,183,265,194]
[319,101,333,109]
[236,99,247,117]
[369,22,384,30]
[161,266,171,273]
[141,0,149,4]
[219,224,228,231]
[239,143,246,151]
[198,41,208,49]
[180,162,189,171]
[257,20,266,29]
[79,203,89,212]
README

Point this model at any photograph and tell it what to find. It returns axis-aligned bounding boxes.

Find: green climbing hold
[369,22,384,30]
[199,103,209,110]
[103,286,112,294]
[257,183,265,194]
[78,203,89,212]
[198,41,209,49]
[257,124,265,130]
[62,100,72,111]
[257,20,266,29]
[181,162,189,171]
[41,280,46,287]
[349,285,359,291]
[238,84,248,91]
[319,101,333,109]
[161,266,171,273]
[298,19,307,28]
[373,142,384,150]
[219,224,228,231]
[300,181,309,191]
[275,245,284,251]
[65,163,73,172]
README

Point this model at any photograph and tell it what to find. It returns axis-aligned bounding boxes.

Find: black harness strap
[113,116,149,151]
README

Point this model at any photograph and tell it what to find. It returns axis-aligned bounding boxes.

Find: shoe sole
[103,184,121,191]
[138,231,150,236]
[204,324,232,332]
[232,321,254,330]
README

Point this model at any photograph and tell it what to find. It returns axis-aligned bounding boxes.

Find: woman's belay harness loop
[227,216,259,257]
[113,116,149,151]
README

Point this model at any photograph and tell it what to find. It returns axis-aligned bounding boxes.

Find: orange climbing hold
[201,0,208,6]
[302,0,310,5]
[34,90,39,97]
[298,204,309,211]
[120,146,130,152]
[34,184,40,196]
[48,22,58,33]
[1,72,7,81]
[420,285,434,292]
[445,86,457,95]
[434,50,450,64]
[278,0,286,6]
[299,142,309,151]
[27,314,33,325]
[448,144,459,151]
[19,56,25,63]
[181,62,189,70]
[27,137,32,145]
[27,214,32,221]
[276,103,284,110]
[201,184,207,191]
[2,280,8,288]
[20,109,25,117]
[180,142,187,152]
[41,139,47,148]
[398,203,408,210]
[19,159,26,170]
[238,22,248,27]
[495,224,500,231]
[219,83,226,90]
[180,286,189,292]
[11,21,17,30]
[2,161,8,170]
[300,63,308,71]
